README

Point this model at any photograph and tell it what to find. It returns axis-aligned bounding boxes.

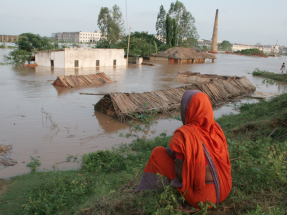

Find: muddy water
[1,48,287,178]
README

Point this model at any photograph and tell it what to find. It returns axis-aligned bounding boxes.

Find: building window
[51,60,54,67]
[96,60,100,67]
[113,60,116,66]
[74,60,79,67]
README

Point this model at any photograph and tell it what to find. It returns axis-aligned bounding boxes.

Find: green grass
[252,68,287,83]
[217,92,287,141]
[1,94,287,214]
[0,171,97,214]
[0,136,173,215]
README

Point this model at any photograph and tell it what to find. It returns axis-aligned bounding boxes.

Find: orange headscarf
[169,91,232,203]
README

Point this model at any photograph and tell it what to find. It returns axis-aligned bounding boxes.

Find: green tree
[8,49,31,65]
[218,40,232,51]
[181,37,198,48]
[155,5,166,41]
[154,41,158,53]
[16,36,33,52]
[115,32,165,57]
[16,33,54,52]
[165,14,173,48]
[54,42,59,49]
[168,0,199,47]
[172,19,178,47]
[97,7,110,37]
[96,38,111,48]
[158,44,170,52]
[202,45,209,51]
[97,5,125,46]
[111,5,125,39]
[7,33,55,65]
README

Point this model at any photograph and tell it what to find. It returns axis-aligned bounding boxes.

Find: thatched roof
[53,73,115,88]
[94,72,255,122]
[151,47,216,60]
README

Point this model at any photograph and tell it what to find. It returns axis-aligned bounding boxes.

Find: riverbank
[253,68,287,83]
[1,93,287,214]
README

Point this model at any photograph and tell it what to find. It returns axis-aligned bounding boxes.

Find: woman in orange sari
[137,90,232,209]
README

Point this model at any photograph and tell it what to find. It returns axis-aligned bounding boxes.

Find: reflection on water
[93,111,129,133]
[1,49,287,178]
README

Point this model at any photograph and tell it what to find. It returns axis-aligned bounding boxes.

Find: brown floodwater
[1,48,287,178]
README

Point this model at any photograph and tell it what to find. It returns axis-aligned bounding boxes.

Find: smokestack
[211,9,219,52]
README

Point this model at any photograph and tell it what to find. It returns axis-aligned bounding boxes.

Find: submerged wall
[64,48,126,68]
[35,51,65,68]
[150,56,169,62]
[35,48,126,68]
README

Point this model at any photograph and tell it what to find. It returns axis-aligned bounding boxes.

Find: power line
[125,0,129,35]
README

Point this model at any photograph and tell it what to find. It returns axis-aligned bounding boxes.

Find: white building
[232,44,280,54]
[280,46,287,55]
[197,40,211,49]
[79,31,102,43]
[260,45,280,54]
[52,31,102,43]
[35,48,126,69]
[232,44,255,52]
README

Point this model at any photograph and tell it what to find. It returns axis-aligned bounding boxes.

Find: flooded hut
[94,72,256,122]
[176,71,253,84]
[53,73,115,88]
[150,47,216,63]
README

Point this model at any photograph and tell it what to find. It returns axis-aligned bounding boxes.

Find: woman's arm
[175,159,184,182]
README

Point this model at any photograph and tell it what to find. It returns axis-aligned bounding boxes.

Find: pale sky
[1,0,286,46]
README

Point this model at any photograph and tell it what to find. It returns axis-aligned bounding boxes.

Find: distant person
[137,90,232,211]
[281,63,285,74]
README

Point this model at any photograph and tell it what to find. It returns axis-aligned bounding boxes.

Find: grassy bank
[1,94,287,214]
[0,43,17,49]
[253,68,287,83]
[234,48,268,57]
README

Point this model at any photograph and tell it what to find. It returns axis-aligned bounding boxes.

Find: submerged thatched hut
[53,73,115,88]
[94,72,256,122]
[150,47,217,63]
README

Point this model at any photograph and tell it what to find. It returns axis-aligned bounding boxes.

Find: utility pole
[127,27,131,65]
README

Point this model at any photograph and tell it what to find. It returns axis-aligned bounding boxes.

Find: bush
[81,136,171,173]
[22,174,96,214]
[26,156,41,172]
[230,139,287,189]
[7,49,31,65]
[0,42,6,48]
[235,48,267,57]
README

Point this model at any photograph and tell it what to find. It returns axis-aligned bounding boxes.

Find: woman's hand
[175,159,184,182]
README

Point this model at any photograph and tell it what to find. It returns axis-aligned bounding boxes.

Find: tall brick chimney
[211,9,219,52]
